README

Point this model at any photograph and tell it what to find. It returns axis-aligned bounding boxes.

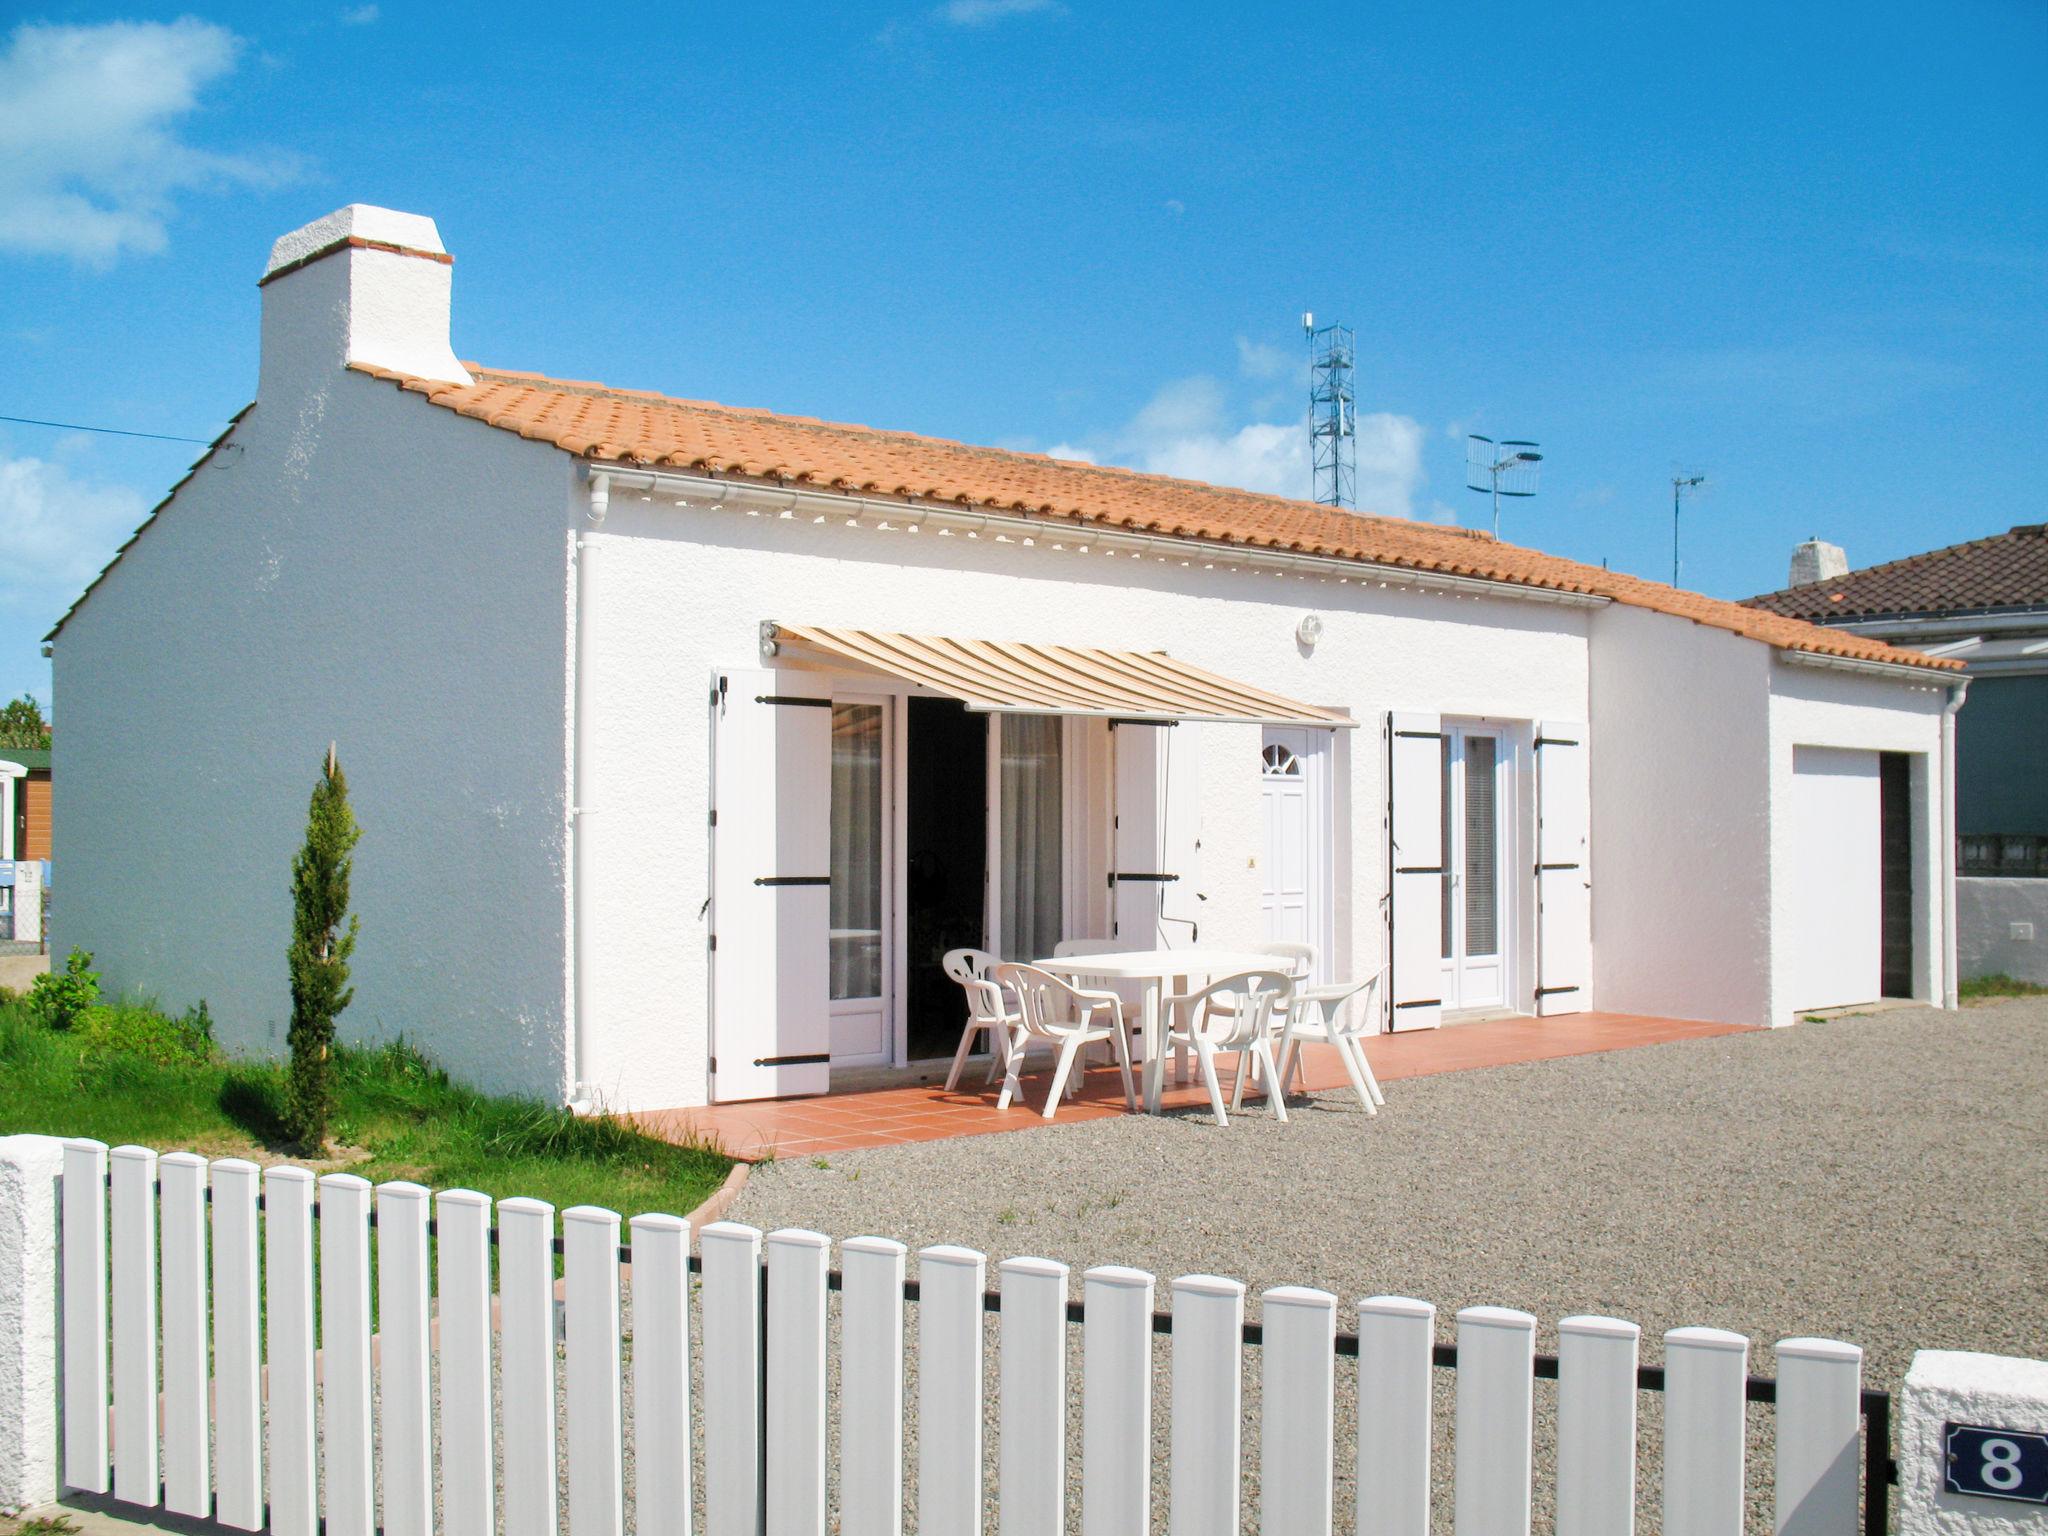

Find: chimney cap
[264,204,449,281]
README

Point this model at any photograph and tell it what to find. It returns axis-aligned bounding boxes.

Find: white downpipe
[1941,676,1969,1010]
[568,470,608,1111]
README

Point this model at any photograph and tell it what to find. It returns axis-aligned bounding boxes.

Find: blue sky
[3,0,2044,708]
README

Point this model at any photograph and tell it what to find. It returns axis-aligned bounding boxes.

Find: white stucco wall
[52,360,576,1101]
[576,493,1594,1110]
[1766,660,1950,1025]
[1587,603,1775,1025]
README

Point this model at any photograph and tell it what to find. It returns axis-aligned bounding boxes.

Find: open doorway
[906,697,988,1059]
[1880,751,1915,998]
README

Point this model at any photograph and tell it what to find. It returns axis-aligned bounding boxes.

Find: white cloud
[1042,443,1096,464]
[935,0,1062,24]
[340,4,380,22]
[0,449,148,617]
[0,17,289,265]
[1162,198,1185,218]
[1235,336,1294,381]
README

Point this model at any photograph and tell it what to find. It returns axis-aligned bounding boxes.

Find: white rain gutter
[1774,648,1958,684]
[585,464,1613,611]
[567,470,609,1112]
[1941,675,1970,1011]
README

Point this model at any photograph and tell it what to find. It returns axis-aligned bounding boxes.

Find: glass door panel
[1439,725,1507,1010]
[829,699,890,1064]
[997,714,1064,959]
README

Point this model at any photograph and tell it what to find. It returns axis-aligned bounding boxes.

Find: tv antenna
[1671,473,1707,586]
[1465,436,1542,538]
[1304,313,1356,508]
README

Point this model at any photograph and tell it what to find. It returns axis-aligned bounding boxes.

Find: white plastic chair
[1051,938,1145,1034]
[1247,940,1317,980]
[1161,968,1296,1127]
[990,962,1137,1119]
[1272,966,1389,1114]
[941,947,1015,1092]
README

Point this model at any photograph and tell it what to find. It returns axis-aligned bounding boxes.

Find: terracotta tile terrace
[634,1012,1754,1162]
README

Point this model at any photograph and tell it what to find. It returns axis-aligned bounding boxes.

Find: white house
[46,205,1968,1111]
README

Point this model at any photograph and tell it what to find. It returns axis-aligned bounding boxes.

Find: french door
[827,695,893,1066]
[1440,724,1509,1011]
[1261,727,1329,978]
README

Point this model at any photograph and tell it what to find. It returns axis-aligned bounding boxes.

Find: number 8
[1981,1436,2024,1492]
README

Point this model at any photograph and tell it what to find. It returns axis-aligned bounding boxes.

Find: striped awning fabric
[765,623,1356,728]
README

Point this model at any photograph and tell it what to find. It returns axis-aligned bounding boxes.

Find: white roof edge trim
[584,463,1612,612]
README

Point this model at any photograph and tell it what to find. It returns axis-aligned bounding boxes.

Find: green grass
[0,994,733,1219]
[1960,972,2048,1000]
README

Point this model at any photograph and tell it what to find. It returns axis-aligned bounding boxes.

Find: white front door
[1260,727,1327,976]
[828,695,893,1066]
[1440,724,1510,1012]
[1789,746,1882,1010]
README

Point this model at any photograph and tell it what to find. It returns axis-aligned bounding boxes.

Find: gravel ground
[721,997,2048,1533]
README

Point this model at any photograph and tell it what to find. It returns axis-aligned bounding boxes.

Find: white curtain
[829,703,884,999]
[1000,714,1064,959]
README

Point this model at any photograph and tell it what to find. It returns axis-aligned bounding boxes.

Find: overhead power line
[0,413,218,446]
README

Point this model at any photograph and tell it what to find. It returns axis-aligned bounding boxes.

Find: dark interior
[906,697,988,1059]
[1880,751,1914,998]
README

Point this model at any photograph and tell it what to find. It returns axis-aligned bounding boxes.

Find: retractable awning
[764,623,1356,728]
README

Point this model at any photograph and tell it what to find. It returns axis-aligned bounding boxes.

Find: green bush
[76,999,218,1069]
[28,949,100,1030]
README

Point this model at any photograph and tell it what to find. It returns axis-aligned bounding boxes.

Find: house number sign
[1944,1422,2048,1503]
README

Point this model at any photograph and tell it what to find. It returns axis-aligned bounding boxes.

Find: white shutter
[710,670,832,1101]
[1535,720,1591,1016]
[1111,722,1202,948]
[1387,712,1443,1031]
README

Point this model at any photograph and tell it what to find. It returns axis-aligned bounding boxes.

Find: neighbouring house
[0,745,50,947]
[46,205,1967,1111]
[1747,528,2048,984]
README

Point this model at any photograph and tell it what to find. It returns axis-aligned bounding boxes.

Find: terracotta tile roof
[350,362,1959,674]
[1743,524,2048,622]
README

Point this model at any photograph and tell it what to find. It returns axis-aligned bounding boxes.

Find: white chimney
[258,205,472,400]
[1788,537,1848,588]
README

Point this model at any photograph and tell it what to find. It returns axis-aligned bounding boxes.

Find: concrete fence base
[0,1134,64,1513]
[1902,1350,2048,1534]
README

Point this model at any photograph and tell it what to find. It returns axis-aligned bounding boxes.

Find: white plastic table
[1032,947,1281,1112]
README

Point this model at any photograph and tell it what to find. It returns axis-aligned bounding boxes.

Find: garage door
[1789,747,1881,1011]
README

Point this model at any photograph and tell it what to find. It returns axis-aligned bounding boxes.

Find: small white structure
[46,206,1968,1110]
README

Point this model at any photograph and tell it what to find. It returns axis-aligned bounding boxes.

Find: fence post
[497,1197,559,1536]
[1453,1306,1536,1536]
[264,1166,318,1536]
[999,1256,1071,1536]
[210,1159,263,1533]
[1663,1327,1750,1536]
[59,1139,108,1499]
[438,1190,497,1536]
[839,1236,907,1536]
[1556,1315,1640,1536]
[158,1152,210,1518]
[0,1135,64,1513]
[108,1145,158,1507]
[378,1182,435,1536]
[1262,1286,1338,1536]
[1773,1337,1860,1536]
[319,1173,375,1536]
[1170,1274,1246,1536]
[917,1245,987,1536]
[765,1228,830,1536]
[699,1221,764,1536]
[629,1212,693,1536]
[1082,1265,1155,1536]
[1899,1349,2048,1535]
[562,1206,625,1536]
[1357,1296,1436,1536]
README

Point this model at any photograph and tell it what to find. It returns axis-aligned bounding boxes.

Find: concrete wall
[1586,602,1775,1025]
[1766,660,1950,1025]
[576,491,1593,1110]
[52,363,577,1102]
[1958,877,2048,984]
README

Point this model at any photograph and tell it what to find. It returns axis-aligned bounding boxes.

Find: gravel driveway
[724,997,2048,1532]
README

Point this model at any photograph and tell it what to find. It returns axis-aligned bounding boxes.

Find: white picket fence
[45,1138,1877,1536]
